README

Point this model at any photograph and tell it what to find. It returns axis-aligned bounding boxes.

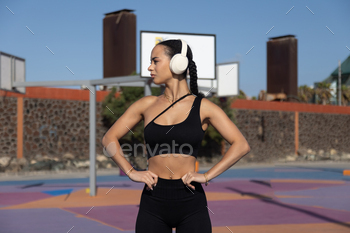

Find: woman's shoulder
[135,95,160,111]
[125,95,159,120]
[199,96,214,107]
[199,96,226,119]
[139,95,159,105]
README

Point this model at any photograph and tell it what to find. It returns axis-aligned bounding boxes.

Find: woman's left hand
[181,171,207,190]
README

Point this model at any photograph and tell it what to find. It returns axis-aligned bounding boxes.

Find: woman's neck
[163,79,191,101]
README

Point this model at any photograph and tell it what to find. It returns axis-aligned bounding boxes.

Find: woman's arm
[101,96,159,190]
[201,98,251,182]
[101,96,147,174]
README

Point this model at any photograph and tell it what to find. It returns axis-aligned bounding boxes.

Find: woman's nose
[148,64,153,71]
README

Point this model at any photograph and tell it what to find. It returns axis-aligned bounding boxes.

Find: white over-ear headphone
[169,39,189,75]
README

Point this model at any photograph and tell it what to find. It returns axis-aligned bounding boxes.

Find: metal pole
[89,84,97,196]
[338,60,341,106]
[144,78,152,96]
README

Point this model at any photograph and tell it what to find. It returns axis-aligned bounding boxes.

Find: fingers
[153,177,158,187]
[183,171,192,185]
[145,171,158,190]
[147,171,158,188]
[181,173,188,184]
[145,179,153,190]
[146,177,155,190]
[149,171,158,186]
[182,172,196,190]
[187,184,195,190]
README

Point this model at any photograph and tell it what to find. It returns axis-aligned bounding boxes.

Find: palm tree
[315,82,333,105]
[237,90,247,99]
[298,85,315,103]
[341,85,350,106]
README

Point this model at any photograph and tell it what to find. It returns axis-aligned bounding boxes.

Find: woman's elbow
[245,144,251,154]
[101,134,110,147]
[242,141,251,154]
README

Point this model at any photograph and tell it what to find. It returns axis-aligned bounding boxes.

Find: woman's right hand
[128,170,158,190]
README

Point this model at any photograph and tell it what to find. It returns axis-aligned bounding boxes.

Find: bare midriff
[148,154,197,180]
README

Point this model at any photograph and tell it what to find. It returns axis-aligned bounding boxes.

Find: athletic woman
[101,39,250,233]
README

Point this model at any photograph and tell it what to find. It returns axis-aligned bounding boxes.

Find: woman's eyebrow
[151,57,159,61]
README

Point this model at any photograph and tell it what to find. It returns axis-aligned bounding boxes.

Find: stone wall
[0,96,349,168]
[233,109,295,162]
[0,97,18,157]
[222,109,350,163]
[299,112,350,153]
[0,96,108,160]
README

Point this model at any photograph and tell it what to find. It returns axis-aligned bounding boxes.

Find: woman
[101,39,250,233]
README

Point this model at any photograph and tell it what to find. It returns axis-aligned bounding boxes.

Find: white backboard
[216,62,239,97]
[0,51,26,93]
[197,79,217,91]
[140,31,216,80]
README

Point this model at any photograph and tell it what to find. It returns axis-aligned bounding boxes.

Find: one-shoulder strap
[151,93,193,123]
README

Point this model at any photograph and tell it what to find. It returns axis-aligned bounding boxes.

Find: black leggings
[135,177,212,233]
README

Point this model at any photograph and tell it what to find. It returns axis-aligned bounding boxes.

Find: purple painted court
[1,164,350,233]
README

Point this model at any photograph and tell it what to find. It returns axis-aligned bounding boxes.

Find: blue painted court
[1,164,349,233]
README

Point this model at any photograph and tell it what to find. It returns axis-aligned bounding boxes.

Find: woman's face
[148,45,173,84]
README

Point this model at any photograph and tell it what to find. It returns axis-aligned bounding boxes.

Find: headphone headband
[169,39,189,75]
[180,39,187,57]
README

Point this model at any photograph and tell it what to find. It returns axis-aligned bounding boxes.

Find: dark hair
[157,40,205,98]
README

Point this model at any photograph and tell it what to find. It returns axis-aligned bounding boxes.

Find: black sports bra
[144,93,205,160]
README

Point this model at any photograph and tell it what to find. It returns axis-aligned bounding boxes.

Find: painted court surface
[1,165,350,233]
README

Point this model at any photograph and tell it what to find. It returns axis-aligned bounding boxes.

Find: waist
[147,157,197,179]
[157,177,189,188]
[142,177,204,200]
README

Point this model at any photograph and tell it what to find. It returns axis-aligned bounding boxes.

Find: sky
[1,0,349,97]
